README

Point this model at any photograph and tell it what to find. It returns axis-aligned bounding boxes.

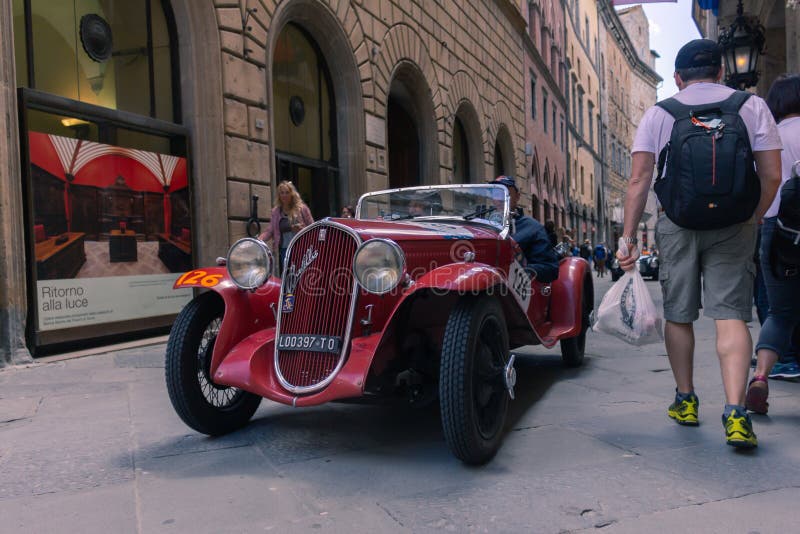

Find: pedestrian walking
[579,239,592,262]
[593,242,607,277]
[259,180,314,273]
[616,39,782,448]
[746,74,800,414]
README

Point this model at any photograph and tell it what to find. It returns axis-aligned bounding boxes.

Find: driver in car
[407,198,428,217]
[493,176,559,283]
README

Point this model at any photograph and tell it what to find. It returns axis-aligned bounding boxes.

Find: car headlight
[353,239,405,294]
[226,238,272,290]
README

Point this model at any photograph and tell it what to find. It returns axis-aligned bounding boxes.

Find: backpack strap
[719,90,752,114]
[656,97,691,119]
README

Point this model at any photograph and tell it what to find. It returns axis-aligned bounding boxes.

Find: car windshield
[356,184,509,230]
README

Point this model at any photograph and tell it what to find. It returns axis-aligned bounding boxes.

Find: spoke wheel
[440,296,510,465]
[166,292,261,435]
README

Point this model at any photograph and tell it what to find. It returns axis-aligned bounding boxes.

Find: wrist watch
[621,236,638,246]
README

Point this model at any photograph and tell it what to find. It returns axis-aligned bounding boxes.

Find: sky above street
[625,0,702,100]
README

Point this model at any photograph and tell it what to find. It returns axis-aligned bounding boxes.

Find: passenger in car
[493,176,560,282]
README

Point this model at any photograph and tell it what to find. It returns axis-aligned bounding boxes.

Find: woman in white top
[746,74,800,414]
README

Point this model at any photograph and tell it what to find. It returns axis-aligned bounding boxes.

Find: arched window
[494,125,514,180]
[494,142,505,177]
[386,62,436,188]
[273,23,338,217]
[453,117,470,183]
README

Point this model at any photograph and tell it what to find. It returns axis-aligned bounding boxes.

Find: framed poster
[20,89,194,351]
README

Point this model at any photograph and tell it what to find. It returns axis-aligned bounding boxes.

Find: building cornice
[495,0,528,34]
[597,0,662,87]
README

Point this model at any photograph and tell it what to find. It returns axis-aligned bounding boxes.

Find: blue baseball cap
[492,175,518,191]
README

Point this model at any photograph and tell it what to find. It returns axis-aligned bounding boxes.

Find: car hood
[329,217,501,242]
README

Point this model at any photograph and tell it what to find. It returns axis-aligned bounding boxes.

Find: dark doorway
[494,142,505,177]
[275,155,339,219]
[388,99,420,188]
[453,117,470,183]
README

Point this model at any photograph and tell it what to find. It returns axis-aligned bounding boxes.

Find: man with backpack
[593,242,607,277]
[616,39,782,448]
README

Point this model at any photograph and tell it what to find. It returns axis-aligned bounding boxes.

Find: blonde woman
[259,181,313,272]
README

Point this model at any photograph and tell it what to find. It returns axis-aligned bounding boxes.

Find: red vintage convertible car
[166,184,593,464]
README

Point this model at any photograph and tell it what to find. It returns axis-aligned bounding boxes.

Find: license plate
[277,334,341,353]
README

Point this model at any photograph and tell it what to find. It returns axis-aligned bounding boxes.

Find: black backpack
[771,167,800,278]
[655,91,760,230]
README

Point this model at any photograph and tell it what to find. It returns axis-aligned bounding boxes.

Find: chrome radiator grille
[274,222,359,393]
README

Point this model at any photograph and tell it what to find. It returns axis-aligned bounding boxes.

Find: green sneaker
[723,408,758,449]
[668,392,699,426]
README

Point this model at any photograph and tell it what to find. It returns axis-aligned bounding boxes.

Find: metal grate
[275,222,359,392]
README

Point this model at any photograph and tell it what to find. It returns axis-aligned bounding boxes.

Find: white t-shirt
[766,116,800,218]
[632,81,782,168]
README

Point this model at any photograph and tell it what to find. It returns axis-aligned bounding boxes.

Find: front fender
[411,263,505,293]
[173,267,281,376]
[359,263,538,372]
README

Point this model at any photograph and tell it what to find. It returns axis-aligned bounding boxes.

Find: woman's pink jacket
[261,204,313,246]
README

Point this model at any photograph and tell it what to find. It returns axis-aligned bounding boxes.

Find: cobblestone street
[2,276,799,533]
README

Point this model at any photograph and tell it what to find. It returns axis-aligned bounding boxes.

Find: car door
[506,240,552,333]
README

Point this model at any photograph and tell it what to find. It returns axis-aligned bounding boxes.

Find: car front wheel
[439,296,511,465]
[165,292,261,435]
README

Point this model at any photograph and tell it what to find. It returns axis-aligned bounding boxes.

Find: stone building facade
[564,0,602,244]
[0,0,658,363]
[213,0,529,237]
[523,0,568,233]
[600,3,660,249]
[0,0,532,364]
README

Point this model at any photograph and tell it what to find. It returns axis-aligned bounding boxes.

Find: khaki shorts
[654,213,757,323]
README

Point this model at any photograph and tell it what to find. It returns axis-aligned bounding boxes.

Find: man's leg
[715,319,752,406]
[665,320,695,393]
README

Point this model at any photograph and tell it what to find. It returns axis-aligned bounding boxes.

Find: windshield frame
[355,184,511,237]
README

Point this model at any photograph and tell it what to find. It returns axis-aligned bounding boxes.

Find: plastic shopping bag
[592,239,663,346]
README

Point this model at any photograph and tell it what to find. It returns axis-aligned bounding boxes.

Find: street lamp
[718,0,765,90]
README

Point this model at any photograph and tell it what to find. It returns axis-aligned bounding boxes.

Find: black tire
[560,280,591,367]
[165,292,262,435]
[439,296,510,465]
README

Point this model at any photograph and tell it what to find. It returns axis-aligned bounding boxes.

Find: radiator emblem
[282,246,319,313]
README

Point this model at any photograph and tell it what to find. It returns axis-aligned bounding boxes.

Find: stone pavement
[1,276,799,533]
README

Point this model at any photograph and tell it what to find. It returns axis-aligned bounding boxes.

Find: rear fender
[173,267,281,376]
[546,257,593,339]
